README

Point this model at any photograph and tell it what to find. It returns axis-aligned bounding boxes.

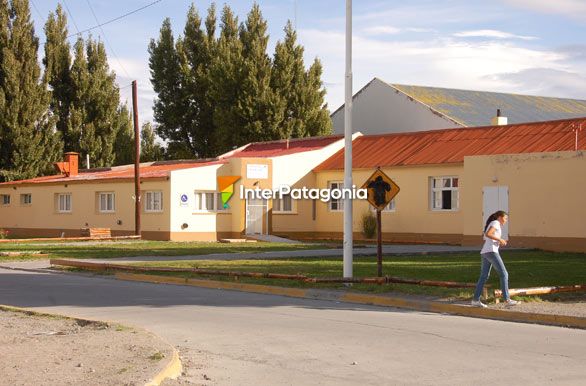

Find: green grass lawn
[131,250,586,301]
[0,240,330,261]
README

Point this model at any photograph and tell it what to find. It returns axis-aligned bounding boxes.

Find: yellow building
[1,117,585,252]
[0,136,347,241]
[276,118,586,253]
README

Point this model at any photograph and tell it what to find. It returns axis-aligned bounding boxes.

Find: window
[194,192,227,212]
[329,181,344,211]
[431,177,459,211]
[273,194,293,212]
[194,192,216,211]
[98,192,115,213]
[371,199,396,212]
[57,193,72,213]
[1,194,10,205]
[20,194,32,205]
[145,191,163,212]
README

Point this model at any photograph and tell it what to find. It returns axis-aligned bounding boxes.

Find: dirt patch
[0,308,174,386]
[492,299,586,318]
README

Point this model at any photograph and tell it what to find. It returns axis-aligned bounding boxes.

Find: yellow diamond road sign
[361,168,400,211]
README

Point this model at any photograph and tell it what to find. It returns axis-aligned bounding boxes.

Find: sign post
[361,168,400,277]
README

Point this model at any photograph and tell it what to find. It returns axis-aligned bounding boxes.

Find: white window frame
[430,176,459,211]
[328,181,344,212]
[20,193,32,205]
[273,194,294,213]
[194,191,220,212]
[145,191,163,212]
[98,192,115,213]
[1,194,10,205]
[371,198,396,212]
[57,193,72,213]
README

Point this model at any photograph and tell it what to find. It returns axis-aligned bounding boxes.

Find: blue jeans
[473,252,510,301]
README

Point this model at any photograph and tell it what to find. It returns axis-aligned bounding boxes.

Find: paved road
[1,268,584,385]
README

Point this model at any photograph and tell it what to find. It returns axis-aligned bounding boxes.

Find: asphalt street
[1,268,585,385]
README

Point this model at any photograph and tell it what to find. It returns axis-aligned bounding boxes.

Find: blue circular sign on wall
[180,194,188,203]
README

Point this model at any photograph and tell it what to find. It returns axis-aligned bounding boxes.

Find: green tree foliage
[231,4,284,145]
[271,22,332,137]
[0,0,62,181]
[140,121,164,162]
[149,4,218,159]
[208,5,242,154]
[62,36,125,167]
[113,104,134,166]
[148,18,185,156]
[43,4,72,149]
[150,2,332,159]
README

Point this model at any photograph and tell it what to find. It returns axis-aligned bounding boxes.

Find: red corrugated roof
[0,159,225,186]
[314,118,586,171]
[0,135,344,186]
[222,135,343,158]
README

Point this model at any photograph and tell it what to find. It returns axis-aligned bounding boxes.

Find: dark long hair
[484,210,508,233]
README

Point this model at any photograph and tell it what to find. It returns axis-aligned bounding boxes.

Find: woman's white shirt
[481,220,501,254]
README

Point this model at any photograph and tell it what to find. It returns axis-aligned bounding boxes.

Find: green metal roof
[391,83,586,127]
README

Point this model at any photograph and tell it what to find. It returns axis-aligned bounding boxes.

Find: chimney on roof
[54,152,79,177]
[491,109,508,126]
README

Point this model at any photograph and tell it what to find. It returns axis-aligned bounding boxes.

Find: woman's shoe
[471,300,487,308]
[505,299,520,306]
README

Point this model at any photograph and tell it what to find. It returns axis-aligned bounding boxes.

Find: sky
[29,0,586,126]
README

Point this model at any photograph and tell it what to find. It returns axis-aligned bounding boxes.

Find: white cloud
[501,0,586,21]
[453,29,537,41]
[298,29,578,110]
[363,26,401,35]
[109,56,154,125]
[489,68,586,99]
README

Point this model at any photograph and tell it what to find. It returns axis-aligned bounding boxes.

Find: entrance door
[246,198,267,235]
[482,186,509,239]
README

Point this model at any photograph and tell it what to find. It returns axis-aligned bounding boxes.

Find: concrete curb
[0,304,182,385]
[115,272,586,330]
[145,348,182,386]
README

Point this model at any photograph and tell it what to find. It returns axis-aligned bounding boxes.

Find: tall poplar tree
[113,104,134,166]
[233,4,284,144]
[0,0,61,181]
[209,4,242,154]
[43,4,72,149]
[148,18,187,158]
[140,121,164,162]
[272,21,331,138]
[303,58,332,136]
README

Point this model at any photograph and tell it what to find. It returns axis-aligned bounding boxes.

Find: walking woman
[471,210,519,308]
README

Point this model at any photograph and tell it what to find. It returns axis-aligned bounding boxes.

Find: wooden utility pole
[132,80,141,236]
[376,209,382,277]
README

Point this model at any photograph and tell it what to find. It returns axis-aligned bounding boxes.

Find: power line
[30,0,45,24]
[84,0,131,79]
[67,0,163,38]
[62,0,81,36]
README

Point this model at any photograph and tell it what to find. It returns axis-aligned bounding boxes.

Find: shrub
[361,211,377,239]
[0,229,8,239]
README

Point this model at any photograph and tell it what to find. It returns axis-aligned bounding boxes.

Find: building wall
[331,78,462,135]
[228,157,273,236]
[168,164,225,241]
[271,138,350,233]
[279,164,465,243]
[0,179,171,238]
[462,151,586,252]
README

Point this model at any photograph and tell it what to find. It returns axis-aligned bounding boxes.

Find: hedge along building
[287,117,584,253]
[0,135,349,241]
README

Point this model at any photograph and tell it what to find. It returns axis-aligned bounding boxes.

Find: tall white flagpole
[343,0,353,278]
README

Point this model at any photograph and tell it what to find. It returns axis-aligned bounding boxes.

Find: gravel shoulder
[0,307,174,386]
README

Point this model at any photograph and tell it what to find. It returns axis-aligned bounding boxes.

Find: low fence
[494,285,586,302]
[50,259,490,297]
